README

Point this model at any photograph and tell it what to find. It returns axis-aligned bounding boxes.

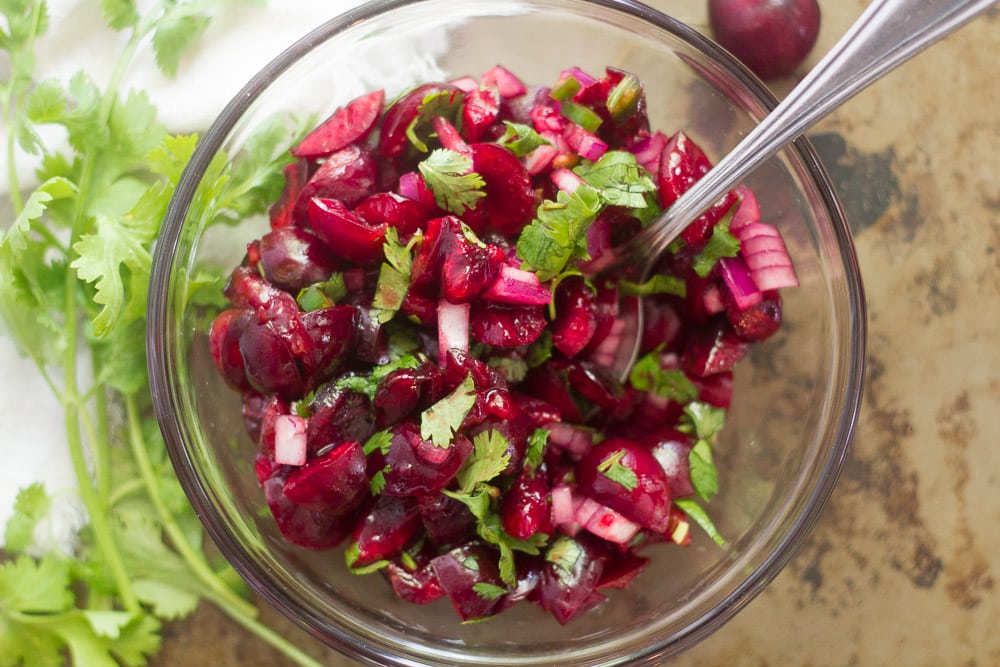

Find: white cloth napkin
[0,0,369,553]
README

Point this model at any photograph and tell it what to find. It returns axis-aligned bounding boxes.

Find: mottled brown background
[154,1,1000,665]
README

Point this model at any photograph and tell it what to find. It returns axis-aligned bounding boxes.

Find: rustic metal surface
[153,1,1000,664]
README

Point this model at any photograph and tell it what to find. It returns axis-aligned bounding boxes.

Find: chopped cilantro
[573,151,657,209]
[674,498,727,547]
[363,430,393,456]
[619,274,686,298]
[692,213,740,277]
[417,148,486,215]
[596,449,639,491]
[404,88,464,152]
[372,228,418,323]
[473,582,507,601]
[629,352,699,403]
[516,185,602,282]
[524,429,548,473]
[420,373,476,448]
[680,402,727,441]
[455,430,512,493]
[368,466,389,496]
[689,440,719,501]
[545,536,583,576]
[498,121,550,157]
[296,272,346,311]
[333,354,423,400]
[679,402,725,502]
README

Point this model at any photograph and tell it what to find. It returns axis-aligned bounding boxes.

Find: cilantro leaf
[524,429,548,473]
[0,555,74,613]
[404,88,463,152]
[151,6,211,77]
[681,401,727,441]
[363,430,393,456]
[574,150,657,209]
[99,0,140,31]
[473,582,507,601]
[498,121,550,157]
[596,448,639,491]
[455,430,511,493]
[629,352,699,403]
[619,274,686,298]
[4,483,52,552]
[418,148,486,215]
[545,535,583,576]
[674,498,727,547]
[689,440,719,501]
[516,185,602,282]
[297,273,346,311]
[333,353,422,400]
[692,215,740,277]
[372,227,417,323]
[70,213,155,337]
[420,373,476,448]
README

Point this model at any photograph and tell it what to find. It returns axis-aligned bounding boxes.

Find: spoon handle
[633,0,997,265]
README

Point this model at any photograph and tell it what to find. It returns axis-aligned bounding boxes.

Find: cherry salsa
[209,65,798,623]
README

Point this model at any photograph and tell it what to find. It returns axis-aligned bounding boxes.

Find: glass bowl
[147,0,866,665]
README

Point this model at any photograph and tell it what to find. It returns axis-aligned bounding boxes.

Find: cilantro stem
[62,374,140,613]
[123,394,259,620]
[0,0,44,215]
[211,596,326,667]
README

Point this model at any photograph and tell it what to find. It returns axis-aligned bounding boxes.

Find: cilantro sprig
[418,148,486,215]
[0,3,323,666]
[444,430,548,584]
[515,151,657,284]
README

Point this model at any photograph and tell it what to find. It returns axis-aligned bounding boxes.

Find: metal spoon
[610,0,997,379]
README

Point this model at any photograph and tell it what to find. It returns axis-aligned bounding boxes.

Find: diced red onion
[546,422,593,461]
[558,66,597,88]
[480,65,527,98]
[564,123,608,160]
[729,184,760,231]
[540,129,570,155]
[750,264,799,291]
[577,216,615,275]
[531,105,566,133]
[584,503,642,545]
[522,143,559,175]
[718,256,763,311]
[551,167,585,194]
[397,171,423,201]
[550,484,575,525]
[744,248,794,272]
[741,234,788,256]
[482,264,552,306]
[273,414,308,466]
[437,299,470,365]
[733,221,781,242]
[629,131,667,175]
[449,75,479,93]
[572,494,601,526]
